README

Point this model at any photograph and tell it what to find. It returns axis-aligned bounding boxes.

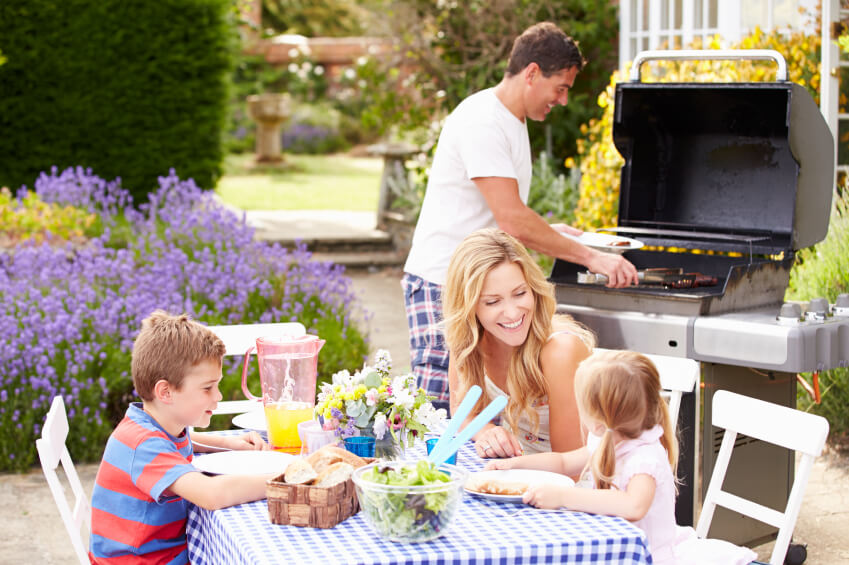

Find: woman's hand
[226,431,269,451]
[474,425,523,458]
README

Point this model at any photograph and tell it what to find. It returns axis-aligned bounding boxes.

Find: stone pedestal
[367,142,420,230]
[247,93,291,163]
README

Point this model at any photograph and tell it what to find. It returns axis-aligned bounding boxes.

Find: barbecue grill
[550,50,846,546]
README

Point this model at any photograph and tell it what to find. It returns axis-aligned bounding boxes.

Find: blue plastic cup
[344,436,376,458]
[426,437,457,465]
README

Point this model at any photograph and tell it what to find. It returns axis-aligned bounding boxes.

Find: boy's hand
[227,431,269,451]
[523,483,568,510]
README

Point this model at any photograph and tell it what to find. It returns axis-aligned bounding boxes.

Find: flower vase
[361,429,405,460]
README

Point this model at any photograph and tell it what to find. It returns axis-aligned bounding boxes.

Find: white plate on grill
[232,409,267,432]
[193,450,294,475]
[464,469,575,503]
[561,231,644,254]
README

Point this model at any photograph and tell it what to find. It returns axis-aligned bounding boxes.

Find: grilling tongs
[577,268,717,289]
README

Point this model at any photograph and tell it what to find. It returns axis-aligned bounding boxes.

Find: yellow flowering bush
[0,187,97,247]
[573,29,824,230]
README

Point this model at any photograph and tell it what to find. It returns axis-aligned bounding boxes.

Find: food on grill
[465,478,529,496]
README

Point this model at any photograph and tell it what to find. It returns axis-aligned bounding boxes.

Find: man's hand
[586,251,639,288]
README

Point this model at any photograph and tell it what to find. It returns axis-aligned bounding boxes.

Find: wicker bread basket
[266,458,375,528]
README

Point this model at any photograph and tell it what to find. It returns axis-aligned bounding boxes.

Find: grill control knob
[777,303,802,325]
[834,293,849,317]
[805,298,829,322]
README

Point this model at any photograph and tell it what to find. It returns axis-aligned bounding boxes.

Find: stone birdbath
[247,93,291,163]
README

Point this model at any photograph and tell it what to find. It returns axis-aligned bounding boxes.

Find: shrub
[0,167,369,471]
[0,188,98,247]
[281,103,349,154]
[350,0,619,168]
[0,0,234,203]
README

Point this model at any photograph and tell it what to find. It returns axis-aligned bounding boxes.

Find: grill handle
[629,49,787,82]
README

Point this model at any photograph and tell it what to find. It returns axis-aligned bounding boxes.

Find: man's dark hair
[505,22,586,77]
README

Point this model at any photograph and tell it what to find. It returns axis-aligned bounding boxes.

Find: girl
[487,350,757,565]
[443,228,596,459]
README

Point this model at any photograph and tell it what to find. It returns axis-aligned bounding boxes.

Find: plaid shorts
[401,272,450,408]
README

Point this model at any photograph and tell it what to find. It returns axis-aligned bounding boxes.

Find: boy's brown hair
[132,310,226,400]
[506,22,586,77]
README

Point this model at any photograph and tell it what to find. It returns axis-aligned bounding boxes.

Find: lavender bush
[0,166,369,471]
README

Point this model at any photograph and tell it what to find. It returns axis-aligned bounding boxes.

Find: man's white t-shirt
[403,88,532,285]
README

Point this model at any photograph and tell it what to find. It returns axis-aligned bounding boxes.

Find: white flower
[314,65,324,76]
[391,375,411,395]
[390,387,415,411]
[332,369,352,387]
[288,63,299,73]
[302,61,313,72]
[344,68,357,80]
[414,403,447,430]
[316,382,334,402]
[373,412,388,440]
[357,56,369,66]
[365,388,379,406]
[374,349,391,375]
[288,48,300,59]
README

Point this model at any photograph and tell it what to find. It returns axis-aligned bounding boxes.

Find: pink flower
[365,388,379,406]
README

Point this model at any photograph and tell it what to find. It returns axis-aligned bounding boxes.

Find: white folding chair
[642,352,699,425]
[206,322,306,416]
[696,390,830,565]
[35,396,91,565]
[593,348,699,424]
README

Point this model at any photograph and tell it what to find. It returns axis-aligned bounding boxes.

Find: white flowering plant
[315,350,446,447]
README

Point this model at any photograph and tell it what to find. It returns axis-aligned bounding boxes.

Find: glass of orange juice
[264,400,315,453]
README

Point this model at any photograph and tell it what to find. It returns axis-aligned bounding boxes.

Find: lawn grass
[215,153,382,210]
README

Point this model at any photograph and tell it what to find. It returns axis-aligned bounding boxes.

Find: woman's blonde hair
[574,350,678,490]
[443,228,595,435]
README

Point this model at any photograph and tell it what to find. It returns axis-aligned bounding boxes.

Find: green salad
[356,460,462,542]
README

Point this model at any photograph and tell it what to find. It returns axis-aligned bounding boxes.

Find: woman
[443,228,596,459]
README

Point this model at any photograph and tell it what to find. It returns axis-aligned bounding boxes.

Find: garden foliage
[351,0,619,169]
[0,167,368,472]
[0,0,233,203]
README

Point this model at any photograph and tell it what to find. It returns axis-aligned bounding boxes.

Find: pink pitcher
[241,334,325,453]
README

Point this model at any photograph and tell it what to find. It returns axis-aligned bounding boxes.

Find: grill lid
[611,50,834,254]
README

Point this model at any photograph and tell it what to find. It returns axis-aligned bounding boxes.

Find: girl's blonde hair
[443,228,595,435]
[575,350,678,490]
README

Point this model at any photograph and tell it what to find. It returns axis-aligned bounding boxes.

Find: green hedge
[0,0,233,202]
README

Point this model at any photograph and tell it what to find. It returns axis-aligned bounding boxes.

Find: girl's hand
[483,458,516,471]
[475,425,523,458]
[227,431,269,451]
[522,483,568,510]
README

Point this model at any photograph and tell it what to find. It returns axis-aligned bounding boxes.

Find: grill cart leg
[701,364,796,547]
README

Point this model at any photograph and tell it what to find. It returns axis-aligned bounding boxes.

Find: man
[402,22,638,411]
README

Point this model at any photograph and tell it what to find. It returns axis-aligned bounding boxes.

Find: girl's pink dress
[591,425,758,565]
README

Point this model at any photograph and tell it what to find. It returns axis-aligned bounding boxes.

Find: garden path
[0,212,846,563]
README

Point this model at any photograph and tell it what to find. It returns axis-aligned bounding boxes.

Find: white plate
[561,231,644,254]
[192,450,295,475]
[464,469,575,503]
[232,409,267,432]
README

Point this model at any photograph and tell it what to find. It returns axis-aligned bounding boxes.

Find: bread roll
[283,458,318,485]
[314,462,355,487]
[306,444,368,472]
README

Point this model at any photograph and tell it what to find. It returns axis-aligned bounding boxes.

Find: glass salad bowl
[352,459,467,543]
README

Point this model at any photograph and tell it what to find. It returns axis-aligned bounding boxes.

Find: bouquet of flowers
[315,350,446,453]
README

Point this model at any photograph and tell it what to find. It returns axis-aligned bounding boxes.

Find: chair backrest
[695,390,829,565]
[35,396,91,565]
[206,322,306,415]
[593,348,699,424]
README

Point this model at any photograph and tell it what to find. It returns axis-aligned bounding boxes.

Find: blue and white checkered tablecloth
[187,433,652,565]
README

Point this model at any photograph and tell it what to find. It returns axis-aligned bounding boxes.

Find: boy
[89,310,276,564]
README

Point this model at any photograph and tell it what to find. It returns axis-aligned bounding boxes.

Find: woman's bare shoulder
[540,332,592,369]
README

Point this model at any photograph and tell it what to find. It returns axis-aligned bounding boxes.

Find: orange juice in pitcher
[241,334,325,453]
[264,401,314,453]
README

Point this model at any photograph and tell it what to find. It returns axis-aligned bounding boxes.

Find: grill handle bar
[629,49,787,82]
